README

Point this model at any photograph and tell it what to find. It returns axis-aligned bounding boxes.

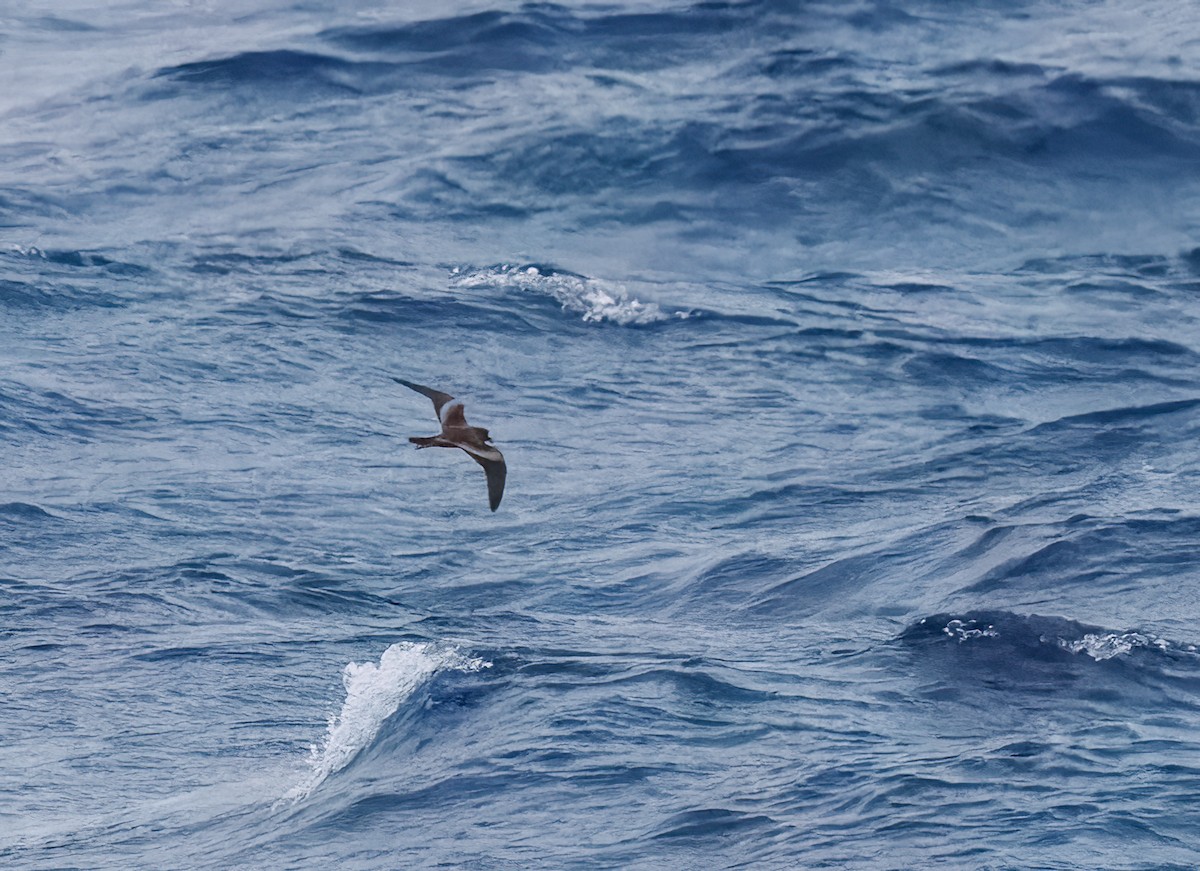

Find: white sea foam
[285,641,490,801]
[1059,632,1168,661]
[943,618,998,643]
[453,264,677,325]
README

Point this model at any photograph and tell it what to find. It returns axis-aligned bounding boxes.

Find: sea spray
[286,642,490,801]
[453,264,680,326]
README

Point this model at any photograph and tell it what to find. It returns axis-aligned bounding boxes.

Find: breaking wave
[286,642,490,802]
[904,611,1198,663]
[452,264,680,325]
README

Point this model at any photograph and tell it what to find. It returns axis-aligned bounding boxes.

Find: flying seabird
[393,377,507,512]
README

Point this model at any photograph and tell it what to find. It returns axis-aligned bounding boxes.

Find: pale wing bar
[395,377,507,512]
[457,442,507,512]
[392,378,455,421]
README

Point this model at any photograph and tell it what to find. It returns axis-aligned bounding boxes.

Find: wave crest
[905,611,1195,664]
[452,264,678,325]
[1060,631,1171,661]
[286,641,489,801]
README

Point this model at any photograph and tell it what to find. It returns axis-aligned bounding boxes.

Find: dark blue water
[4,2,1200,868]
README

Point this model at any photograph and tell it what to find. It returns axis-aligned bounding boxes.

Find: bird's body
[393,378,506,511]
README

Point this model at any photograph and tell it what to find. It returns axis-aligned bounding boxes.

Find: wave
[10,245,148,274]
[0,379,159,441]
[0,247,140,311]
[153,49,388,99]
[903,610,1197,665]
[320,4,747,75]
[285,641,490,801]
[321,10,566,76]
[0,502,58,523]
[1032,397,1200,430]
[1060,631,1174,662]
[956,616,1180,664]
[64,6,1200,274]
[452,264,682,326]
[650,807,781,841]
[897,609,1200,719]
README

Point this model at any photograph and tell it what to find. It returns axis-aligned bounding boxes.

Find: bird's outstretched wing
[395,376,504,511]
[393,377,455,422]
[459,444,506,512]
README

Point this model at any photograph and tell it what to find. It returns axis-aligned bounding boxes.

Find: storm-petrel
[393,377,507,511]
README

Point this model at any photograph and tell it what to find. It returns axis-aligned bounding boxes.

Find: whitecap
[285,641,489,802]
[942,618,998,643]
[453,263,679,326]
[1059,632,1168,662]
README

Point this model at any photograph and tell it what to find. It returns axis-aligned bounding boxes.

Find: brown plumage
[393,377,506,511]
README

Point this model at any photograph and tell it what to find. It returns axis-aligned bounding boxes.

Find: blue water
[3,1,1200,868]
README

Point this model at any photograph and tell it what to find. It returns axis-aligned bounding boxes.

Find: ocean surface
[3,1,1200,868]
